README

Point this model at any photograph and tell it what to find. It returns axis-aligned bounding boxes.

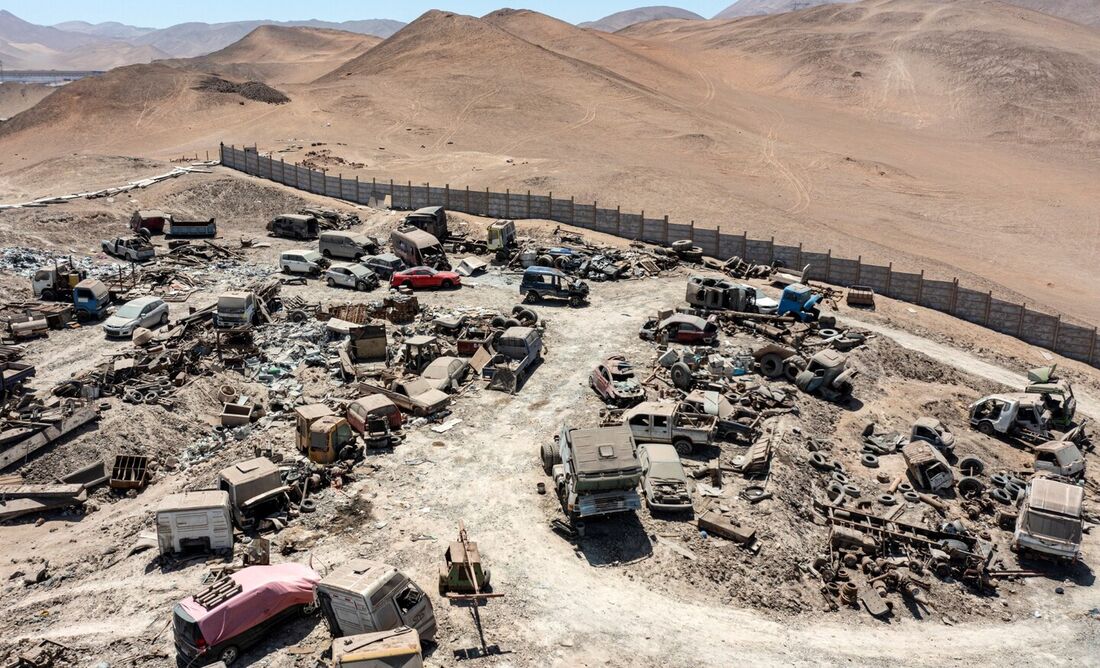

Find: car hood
[104,315,136,329]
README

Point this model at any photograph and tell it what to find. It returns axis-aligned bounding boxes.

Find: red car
[590,355,645,407]
[390,266,461,290]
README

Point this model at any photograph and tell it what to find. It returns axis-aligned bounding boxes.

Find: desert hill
[714,0,1100,25]
[2,2,1099,323]
[0,83,53,120]
[0,10,168,70]
[174,25,382,85]
[578,6,705,31]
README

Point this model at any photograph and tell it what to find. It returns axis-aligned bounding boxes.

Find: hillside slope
[715,0,1100,25]
[579,6,705,31]
[174,25,381,84]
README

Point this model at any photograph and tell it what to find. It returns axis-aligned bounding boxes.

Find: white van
[155,490,233,555]
[320,231,378,261]
[316,559,436,642]
[281,249,328,276]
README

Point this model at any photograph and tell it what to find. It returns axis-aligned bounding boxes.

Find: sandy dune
[1,0,1098,325]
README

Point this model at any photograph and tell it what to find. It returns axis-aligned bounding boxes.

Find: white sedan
[325,264,378,291]
[103,296,169,338]
[740,284,779,314]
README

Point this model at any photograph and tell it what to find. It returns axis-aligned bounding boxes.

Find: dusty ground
[2,1,1099,325]
[0,172,1097,667]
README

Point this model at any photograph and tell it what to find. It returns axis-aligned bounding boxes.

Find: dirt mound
[175,25,382,85]
[193,76,290,104]
[0,83,53,120]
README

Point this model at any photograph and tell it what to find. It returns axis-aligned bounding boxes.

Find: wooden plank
[697,509,755,544]
[0,483,85,498]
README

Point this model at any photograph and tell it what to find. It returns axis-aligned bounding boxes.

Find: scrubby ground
[0,171,1097,668]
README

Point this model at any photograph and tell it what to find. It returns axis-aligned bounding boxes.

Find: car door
[334,268,350,287]
[592,365,609,398]
[413,269,432,288]
[139,302,158,327]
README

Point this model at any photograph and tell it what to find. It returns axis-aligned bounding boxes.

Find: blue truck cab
[73,278,111,321]
[777,283,822,322]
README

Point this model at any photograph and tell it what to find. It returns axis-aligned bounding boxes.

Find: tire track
[430,86,500,151]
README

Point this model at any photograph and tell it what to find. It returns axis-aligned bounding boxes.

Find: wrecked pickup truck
[471,326,543,394]
[622,401,715,456]
[101,237,155,262]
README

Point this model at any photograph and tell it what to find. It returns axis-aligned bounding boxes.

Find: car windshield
[116,303,144,319]
[349,265,370,277]
[1026,510,1082,542]
[302,252,322,262]
[648,460,683,480]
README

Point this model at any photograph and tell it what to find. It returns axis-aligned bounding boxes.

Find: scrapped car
[316,559,437,641]
[420,356,469,392]
[901,441,954,492]
[214,292,256,329]
[217,457,290,529]
[103,296,169,338]
[320,231,379,261]
[268,213,319,240]
[520,266,589,307]
[1013,477,1084,562]
[638,443,692,512]
[1034,440,1086,478]
[390,266,461,290]
[347,395,404,432]
[280,249,328,276]
[639,313,718,345]
[326,264,379,291]
[589,355,645,407]
[173,563,321,666]
[909,417,956,455]
[969,393,1051,442]
[361,253,407,280]
[623,401,716,455]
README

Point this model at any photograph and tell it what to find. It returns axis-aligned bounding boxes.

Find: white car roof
[126,296,162,307]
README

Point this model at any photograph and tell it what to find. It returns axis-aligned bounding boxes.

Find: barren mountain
[52,20,155,40]
[2,1,1099,323]
[715,0,1100,25]
[127,19,404,58]
[175,25,382,85]
[0,10,168,70]
[578,6,705,31]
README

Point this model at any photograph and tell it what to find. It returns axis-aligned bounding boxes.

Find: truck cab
[480,326,543,393]
[101,236,156,262]
[685,276,757,312]
[623,401,716,455]
[1013,477,1084,561]
[295,404,358,464]
[776,283,823,322]
[390,228,450,270]
[268,213,320,240]
[316,559,437,642]
[214,292,256,329]
[969,393,1051,441]
[1025,366,1076,429]
[520,266,588,307]
[72,278,110,321]
[217,457,290,529]
[542,425,642,527]
[402,206,448,240]
[32,262,87,301]
[487,219,516,253]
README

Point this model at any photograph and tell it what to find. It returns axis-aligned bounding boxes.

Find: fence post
[549,192,553,220]
[505,189,510,218]
[1053,314,1062,350]
[916,270,925,305]
[1018,304,1026,337]
[742,231,748,259]
[445,184,450,209]
[984,291,993,325]
[338,173,343,199]
[372,177,377,203]
[950,278,959,314]
[1088,328,1097,365]
[390,179,395,206]
[716,226,722,258]
[885,262,893,296]
[308,167,312,192]
[689,220,695,242]
[527,190,531,219]
[485,188,490,216]
[355,175,360,202]
[797,243,803,269]
[616,206,621,235]
[465,186,470,212]
[855,256,862,286]
[408,181,413,209]
[571,197,575,225]
[593,201,597,230]
[280,158,285,184]
[769,237,775,263]
[664,216,670,245]
[825,250,832,282]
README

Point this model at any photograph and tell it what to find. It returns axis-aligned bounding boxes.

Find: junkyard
[0,169,1097,668]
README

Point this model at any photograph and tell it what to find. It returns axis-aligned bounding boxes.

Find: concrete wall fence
[220,143,1099,369]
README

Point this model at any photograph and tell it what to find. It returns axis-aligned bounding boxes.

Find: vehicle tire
[301,602,319,617]
[322,249,332,258]
[878,494,898,506]
[957,476,985,497]
[902,491,921,504]
[159,312,169,326]
[818,316,837,329]
[300,499,317,513]
[537,255,553,267]
[672,438,694,456]
[517,308,537,325]
[809,452,832,470]
[569,295,585,308]
[670,362,693,391]
[441,279,454,289]
[759,354,785,379]
[783,356,805,382]
[1005,480,1025,499]
[218,645,240,665]
[491,315,508,329]
[831,470,849,484]
[541,441,558,475]
[827,481,845,499]
[991,472,1009,488]
[991,487,1013,504]
[41,288,56,301]
[355,281,367,292]
[898,482,914,493]
[861,453,879,468]
[958,456,985,476]
[327,277,336,287]
[977,421,995,436]
[524,290,540,304]
[504,318,521,328]
[818,328,839,338]
[671,240,693,251]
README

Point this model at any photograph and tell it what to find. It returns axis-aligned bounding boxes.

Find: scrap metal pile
[509,229,680,281]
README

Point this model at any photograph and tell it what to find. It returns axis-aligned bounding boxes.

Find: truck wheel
[327,277,336,287]
[517,308,537,325]
[759,354,784,379]
[524,291,540,304]
[355,281,367,292]
[977,421,995,436]
[819,316,837,329]
[41,288,56,301]
[537,255,553,267]
[671,362,693,391]
[672,438,694,456]
[540,442,558,475]
[491,315,508,329]
[504,318,521,328]
[958,456,985,476]
[322,249,332,258]
[159,312,169,326]
[783,356,805,382]
[441,279,454,289]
